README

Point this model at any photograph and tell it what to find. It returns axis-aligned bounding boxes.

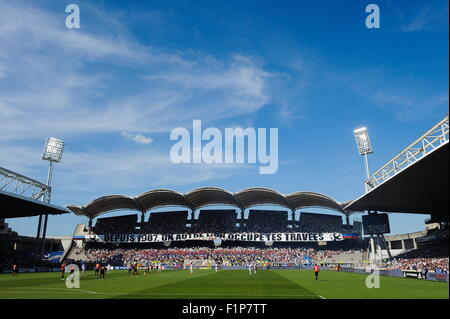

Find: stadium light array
[353,126,373,194]
[353,127,373,155]
[353,127,376,262]
[38,137,65,260]
[42,137,65,162]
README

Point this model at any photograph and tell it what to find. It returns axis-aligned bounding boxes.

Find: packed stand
[74,246,356,267]
[193,210,237,233]
[377,257,449,273]
[141,211,188,234]
[242,210,288,233]
[94,214,137,234]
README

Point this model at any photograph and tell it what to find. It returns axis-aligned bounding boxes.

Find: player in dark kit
[313,264,320,280]
[12,264,18,278]
[133,263,139,276]
[60,263,66,280]
[128,263,133,275]
[99,265,106,280]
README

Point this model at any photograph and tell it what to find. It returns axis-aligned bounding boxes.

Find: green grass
[0,270,447,299]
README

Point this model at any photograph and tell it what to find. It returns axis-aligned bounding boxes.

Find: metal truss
[366,115,449,191]
[0,167,49,201]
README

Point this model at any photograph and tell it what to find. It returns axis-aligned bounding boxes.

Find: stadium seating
[193,210,237,232]
[298,212,343,233]
[94,214,138,234]
[244,210,288,232]
[141,211,188,234]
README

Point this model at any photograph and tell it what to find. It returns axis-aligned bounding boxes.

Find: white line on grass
[0,290,322,298]
[89,292,323,297]
[16,287,98,294]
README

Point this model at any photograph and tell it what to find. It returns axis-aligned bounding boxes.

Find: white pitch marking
[16,287,98,294]
[1,291,321,298]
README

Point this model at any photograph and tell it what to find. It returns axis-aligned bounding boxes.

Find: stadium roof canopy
[345,142,448,220]
[67,187,349,220]
[0,189,70,218]
[0,166,70,219]
[345,116,449,221]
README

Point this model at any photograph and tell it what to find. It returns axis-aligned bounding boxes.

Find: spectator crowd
[377,257,448,273]
[72,246,448,274]
[75,247,357,267]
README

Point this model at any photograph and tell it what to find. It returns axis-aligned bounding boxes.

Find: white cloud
[0,1,272,142]
[121,132,153,144]
[0,0,274,209]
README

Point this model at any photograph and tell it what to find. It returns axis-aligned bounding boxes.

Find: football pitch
[0,269,448,299]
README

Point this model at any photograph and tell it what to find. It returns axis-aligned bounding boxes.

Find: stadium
[0,116,448,299]
[0,1,449,306]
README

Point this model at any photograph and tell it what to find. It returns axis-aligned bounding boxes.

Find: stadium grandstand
[66,187,351,226]
[243,210,288,233]
[1,116,448,287]
[298,212,343,233]
[57,116,448,283]
[193,210,237,233]
[141,211,189,234]
[0,166,70,273]
[94,214,138,235]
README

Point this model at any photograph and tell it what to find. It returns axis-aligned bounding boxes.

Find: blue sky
[0,0,448,236]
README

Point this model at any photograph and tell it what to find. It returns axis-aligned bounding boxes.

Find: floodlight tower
[39,137,65,258]
[353,127,377,263]
[353,127,373,192]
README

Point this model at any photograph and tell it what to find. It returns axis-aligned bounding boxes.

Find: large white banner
[84,232,344,243]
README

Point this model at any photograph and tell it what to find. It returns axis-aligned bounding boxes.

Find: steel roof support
[365,116,449,192]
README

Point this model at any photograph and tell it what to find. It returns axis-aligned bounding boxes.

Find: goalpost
[184,259,213,270]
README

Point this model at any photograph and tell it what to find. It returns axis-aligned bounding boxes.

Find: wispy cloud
[325,67,449,121]
[0,0,276,201]
[399,5,448,32]
[0,1,272,142]
[121,132,153,144]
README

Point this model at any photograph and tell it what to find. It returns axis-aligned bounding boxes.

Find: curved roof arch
[136,189,190,212]
[186,187,240,210]
[66,188,349,219]
[236,187,291,210]
[66,204,88,217]
[82,195,140,219]
[287,191,345,213]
